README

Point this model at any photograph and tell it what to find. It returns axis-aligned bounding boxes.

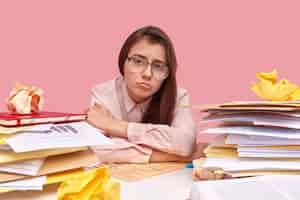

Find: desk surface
[189,174,300,200]
[0,168,194,200]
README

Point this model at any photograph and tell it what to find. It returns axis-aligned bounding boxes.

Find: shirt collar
[121,78,152,113]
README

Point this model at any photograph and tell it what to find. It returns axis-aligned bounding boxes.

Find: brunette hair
[118,26,177,125]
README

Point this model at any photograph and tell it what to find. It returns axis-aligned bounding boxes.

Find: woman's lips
[137,82,152,90]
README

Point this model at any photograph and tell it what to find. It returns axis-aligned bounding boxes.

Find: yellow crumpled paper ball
[6,82,44,114]
[57,166,120,200]
[251,69,300,101]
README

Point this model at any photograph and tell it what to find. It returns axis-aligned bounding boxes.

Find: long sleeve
[127,91,196,157]
[89,79,153,163]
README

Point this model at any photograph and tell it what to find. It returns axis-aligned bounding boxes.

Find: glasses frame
[126,56,169,80]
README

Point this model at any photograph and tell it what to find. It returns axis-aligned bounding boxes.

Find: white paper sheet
[199,157,300,171]
[254,120,300,129]
[0,124,52,135]
[0,159,44,176]
[20,124,53,133]
[238,147,300,153]
[202,112,300,129]
[190,175,300,200]
[202,126,300,139]
[5,122,113,153]
[239,151,300,158]
[0,176,46,191]
[226,134,300,145]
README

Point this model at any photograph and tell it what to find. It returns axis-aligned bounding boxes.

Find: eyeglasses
[126,55,169,80]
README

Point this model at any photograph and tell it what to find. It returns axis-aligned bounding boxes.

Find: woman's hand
[193,167,225,181]
[86,103,128,138]
[86,103,114,133]
[191,144,227,180]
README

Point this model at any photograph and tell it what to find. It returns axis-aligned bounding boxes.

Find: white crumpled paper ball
[7,83,44,114]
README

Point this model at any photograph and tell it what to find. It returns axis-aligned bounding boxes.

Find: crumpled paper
[251,69,300,101]
[7,83,44,114]
[57,166,120,200]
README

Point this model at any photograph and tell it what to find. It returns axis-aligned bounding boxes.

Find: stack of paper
[190,175,300,200]
[0,113,113,194]
[194,101,300,177]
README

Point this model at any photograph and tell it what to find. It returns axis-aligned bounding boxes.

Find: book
[0,112,86,127]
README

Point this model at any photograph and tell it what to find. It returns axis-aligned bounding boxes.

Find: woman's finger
[193,168,202,181]
[93,103,105,111]
[194,167,208,180]
[83,108,89,114]
[193,167,225,180]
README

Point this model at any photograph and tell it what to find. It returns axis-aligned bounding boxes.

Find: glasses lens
[127,56,169,80]
[151,62,169,80]
[127,56,148,72]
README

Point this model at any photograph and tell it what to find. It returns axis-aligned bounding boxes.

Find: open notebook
[0,112,86,127]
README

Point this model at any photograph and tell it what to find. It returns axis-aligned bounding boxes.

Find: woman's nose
[142,65,153,79]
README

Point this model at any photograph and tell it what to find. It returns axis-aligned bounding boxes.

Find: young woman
[87,26,199,163]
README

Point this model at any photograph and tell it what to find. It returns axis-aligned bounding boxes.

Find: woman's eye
[153,63,163,70]
[133,58,144,65]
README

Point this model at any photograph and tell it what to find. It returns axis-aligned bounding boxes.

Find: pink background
[1,1,299,141]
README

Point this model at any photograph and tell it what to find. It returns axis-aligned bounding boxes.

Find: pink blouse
[90,77,196,163]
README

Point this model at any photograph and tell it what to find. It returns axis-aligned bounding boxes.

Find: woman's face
[123,38,167,103]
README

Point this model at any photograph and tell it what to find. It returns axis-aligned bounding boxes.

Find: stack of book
[0,111,113,194]
[194,101,300,178]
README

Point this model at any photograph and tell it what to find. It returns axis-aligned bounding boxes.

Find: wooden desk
[0,168,194,200]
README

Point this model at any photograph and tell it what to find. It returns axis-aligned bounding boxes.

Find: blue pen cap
[185,162,193,168]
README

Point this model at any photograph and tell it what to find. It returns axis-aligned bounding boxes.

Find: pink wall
[1,1,299,135]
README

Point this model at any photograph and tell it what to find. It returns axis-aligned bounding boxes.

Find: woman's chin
[133,92,153,103]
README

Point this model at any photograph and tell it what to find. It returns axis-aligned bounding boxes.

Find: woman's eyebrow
[152,59,166,64]
[131,54,147,59]
[131,53,166,63]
